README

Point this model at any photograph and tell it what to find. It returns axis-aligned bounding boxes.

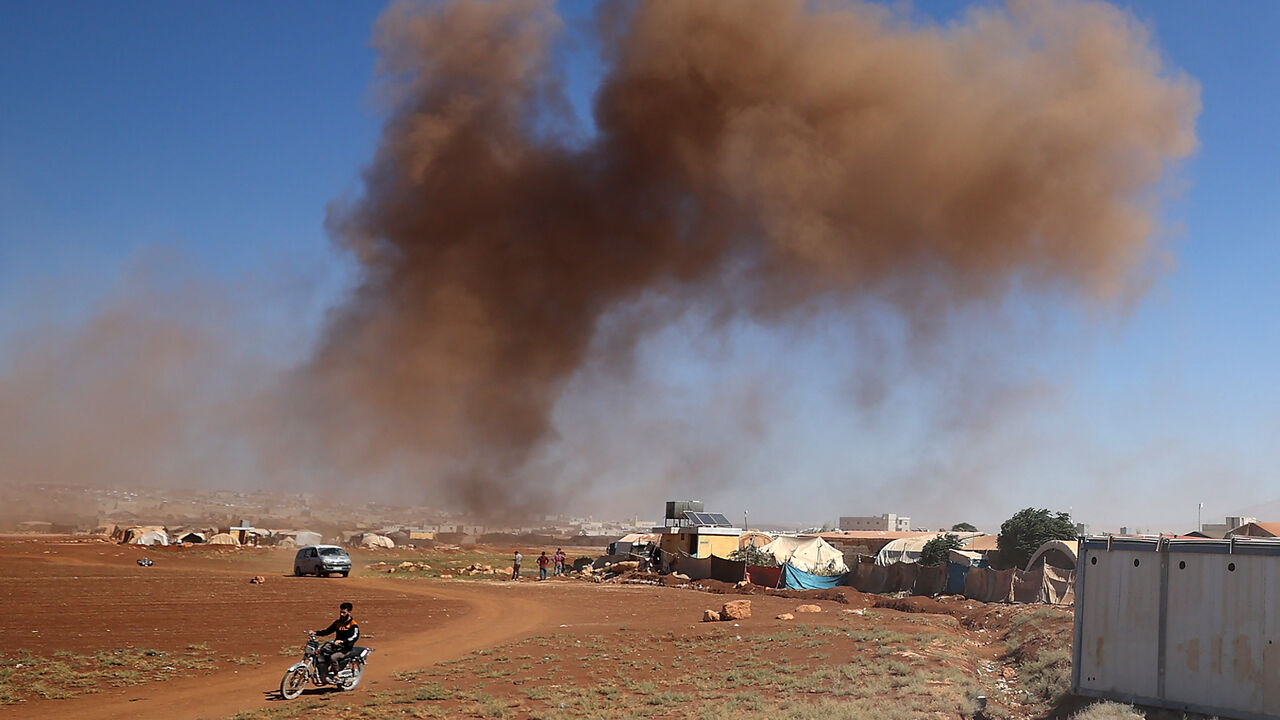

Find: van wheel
[294,566,303,576]
[340,572,349,578]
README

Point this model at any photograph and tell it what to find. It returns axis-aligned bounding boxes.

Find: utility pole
[743,509,748,531]
[1198,503,1203,533]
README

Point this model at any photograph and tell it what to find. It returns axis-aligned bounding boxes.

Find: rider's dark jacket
[316,615,360,648]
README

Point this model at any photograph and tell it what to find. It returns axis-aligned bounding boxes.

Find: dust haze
[0,0,1199,524]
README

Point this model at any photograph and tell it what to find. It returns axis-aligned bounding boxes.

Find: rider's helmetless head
[340,602,353,615]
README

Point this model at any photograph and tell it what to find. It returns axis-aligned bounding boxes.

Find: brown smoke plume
[298,0,1197,515]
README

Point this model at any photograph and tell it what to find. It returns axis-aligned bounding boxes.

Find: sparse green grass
[0,647,220,704]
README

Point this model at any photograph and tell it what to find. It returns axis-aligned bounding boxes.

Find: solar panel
[683,511,707,526]
[682,511,733,527]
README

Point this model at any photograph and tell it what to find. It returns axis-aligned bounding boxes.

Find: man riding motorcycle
[313,601,360,682]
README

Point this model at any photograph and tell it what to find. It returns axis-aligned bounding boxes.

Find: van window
[319,547,346,557]
[308,548,318,558]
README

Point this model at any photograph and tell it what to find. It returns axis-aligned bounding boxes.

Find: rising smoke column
[310,0,1198,512]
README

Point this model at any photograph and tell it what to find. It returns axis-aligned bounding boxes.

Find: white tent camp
[875,532,985,566]
[206,532,241,546]
[134,530,170,546]
[294,531,322,547]
[120,526,166,544]
[359,534,395,549]
[1025,539,1078,570]
[760,536,849,574]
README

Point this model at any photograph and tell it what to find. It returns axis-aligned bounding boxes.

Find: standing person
[313,601,360,682]
[553,547,566,576]
[511,550,523,581]
[537,551,550,581]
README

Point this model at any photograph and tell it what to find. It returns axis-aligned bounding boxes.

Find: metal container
[1073,536,1280,719]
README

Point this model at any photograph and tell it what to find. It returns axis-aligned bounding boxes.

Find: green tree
[729,545,777,567]
[919,533,964,566]
[997,508,1076,570]
[951,522,977,532]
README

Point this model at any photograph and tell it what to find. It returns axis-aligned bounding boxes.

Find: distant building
[1201,516,1256,539]
[839,514,911,532]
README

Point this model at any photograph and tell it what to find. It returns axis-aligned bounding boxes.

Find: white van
[293,545,352,577]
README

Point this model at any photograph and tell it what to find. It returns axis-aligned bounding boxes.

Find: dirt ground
[3,537,1080,720]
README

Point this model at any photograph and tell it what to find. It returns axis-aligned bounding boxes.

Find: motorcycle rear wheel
[338,661,364,691]
[280,667,308,699]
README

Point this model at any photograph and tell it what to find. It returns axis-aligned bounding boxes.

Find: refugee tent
[277,535,297,548]
[782,563,848,589]
[759,536,848,574]
[135,530,169,546]
[738,531,774,549]
[176,532,205,544]
[360,534,395,549]
[875,532,984,566]
[121,526,167,544]
[1025,539,1078,570]
[294,531,322,547]
[206,533,240,545]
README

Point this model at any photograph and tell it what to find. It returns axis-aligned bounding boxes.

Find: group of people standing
[510,548,567,581]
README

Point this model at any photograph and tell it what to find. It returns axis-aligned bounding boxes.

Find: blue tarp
[946,561,969,595]
[781,563,849,589]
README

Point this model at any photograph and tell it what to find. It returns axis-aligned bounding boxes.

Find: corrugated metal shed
[1074,536,1280,719]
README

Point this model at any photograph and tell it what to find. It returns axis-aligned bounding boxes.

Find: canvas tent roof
[1025,539,1078,570]
[121,526,166,544]
[875,532,984,566]
[135,530,169,546]
[206,532,240,545]
[617,532,660,545]
[359,533,395,548]
[176,532,206,543]
[294,531,322,546]
[759,536,849,574]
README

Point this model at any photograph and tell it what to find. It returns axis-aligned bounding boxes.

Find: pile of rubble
[368,560,433,574]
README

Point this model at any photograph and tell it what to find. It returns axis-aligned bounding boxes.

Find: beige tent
[121,526,167,544]
[1025,539,1078,570]
[294,530,322,546]
[760,536,849,574]
[206,532,241,546]
[875,532,985,566]
[359,534,395,549]
[134,530,169,546]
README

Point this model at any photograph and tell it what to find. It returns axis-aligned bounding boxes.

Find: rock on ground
[702,609,721,622]
[776,613,795,620]
[720,600,751,621]
[795,604,822,613]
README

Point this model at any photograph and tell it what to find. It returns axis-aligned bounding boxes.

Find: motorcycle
[279,632,374,699]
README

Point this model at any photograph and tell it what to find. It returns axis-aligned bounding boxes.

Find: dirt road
[5,540,558,719]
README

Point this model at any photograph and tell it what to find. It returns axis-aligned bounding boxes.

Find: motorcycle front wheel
[280,666,308,699]
[338,661,364,691]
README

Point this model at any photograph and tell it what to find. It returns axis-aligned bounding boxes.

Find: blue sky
[2,1,1278,531]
